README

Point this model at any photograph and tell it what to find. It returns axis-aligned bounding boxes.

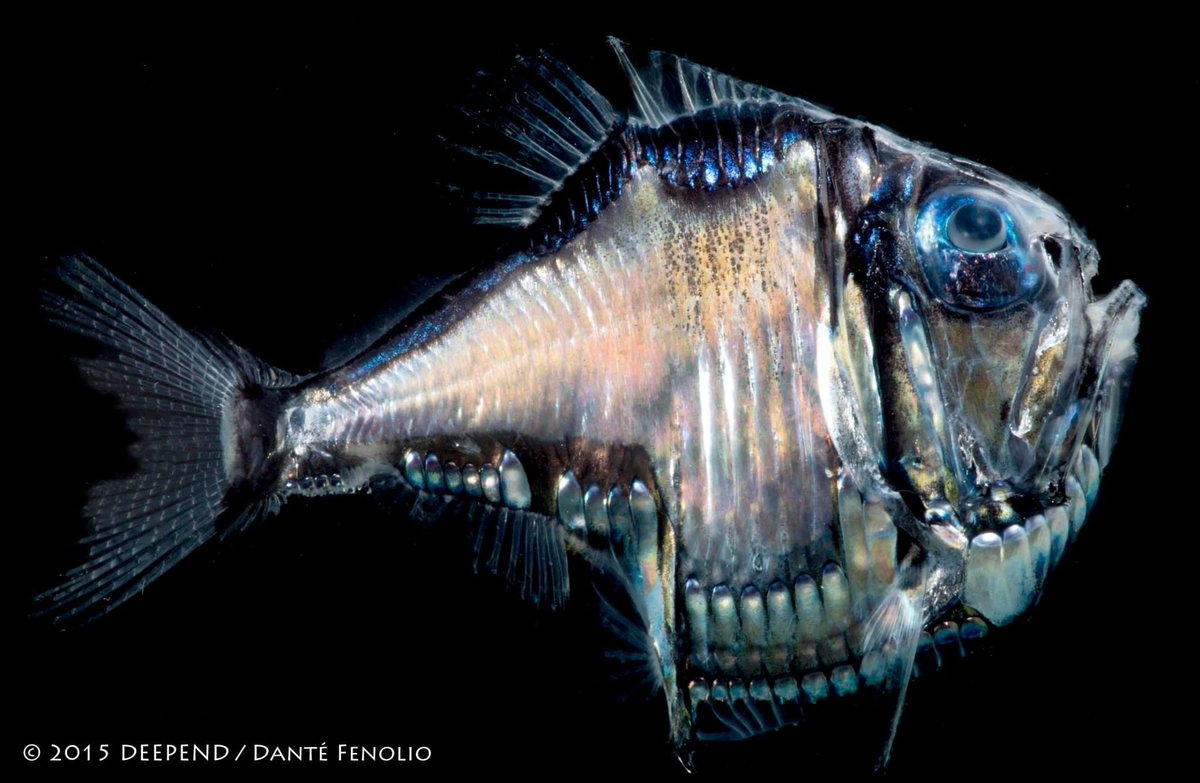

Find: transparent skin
[269,104,1144,742]
[34,48,1145,755]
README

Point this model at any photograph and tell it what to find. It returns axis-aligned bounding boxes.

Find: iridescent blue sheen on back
[631,105,811,192]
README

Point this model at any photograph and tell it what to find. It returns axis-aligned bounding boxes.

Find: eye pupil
[948,202,1006,252]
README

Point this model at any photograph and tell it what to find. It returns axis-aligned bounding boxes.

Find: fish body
[36,42,1145,762]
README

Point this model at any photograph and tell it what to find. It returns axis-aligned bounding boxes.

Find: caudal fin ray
[43,268,236,405]
[35,255,291,625]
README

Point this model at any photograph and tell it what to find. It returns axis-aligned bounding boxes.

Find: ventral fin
[860,557,929,771]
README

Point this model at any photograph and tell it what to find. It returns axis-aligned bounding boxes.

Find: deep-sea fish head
[835,127,1147,626]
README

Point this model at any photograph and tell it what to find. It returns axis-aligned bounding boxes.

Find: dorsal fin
[607,37,834,129]
[458,51,619,230]
[453,41,843,254]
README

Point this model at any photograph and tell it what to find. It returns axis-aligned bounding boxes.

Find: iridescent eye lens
[948,202,1007,253]
[913,189,1042,312]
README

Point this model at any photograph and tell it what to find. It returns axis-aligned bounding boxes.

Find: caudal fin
[37,255,292,624]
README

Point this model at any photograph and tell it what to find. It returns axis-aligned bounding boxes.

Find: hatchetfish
[37,40,1145,765]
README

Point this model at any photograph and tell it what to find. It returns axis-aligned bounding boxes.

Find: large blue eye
[914,189,1043,311]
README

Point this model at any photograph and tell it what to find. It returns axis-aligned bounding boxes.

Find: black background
[12,20,1190,780]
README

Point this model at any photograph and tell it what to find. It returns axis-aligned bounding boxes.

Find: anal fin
[367,471,570,611]
[469,503,570,609]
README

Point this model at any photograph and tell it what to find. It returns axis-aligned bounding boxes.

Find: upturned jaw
[956,274,1145,626]
[1077,278,1146,470]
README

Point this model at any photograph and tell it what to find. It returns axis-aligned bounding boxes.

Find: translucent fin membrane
[369,471,571,611]
[460,51,618,230]
[37,256,287,624]
[469,503,570,609]
[607,38,833,128]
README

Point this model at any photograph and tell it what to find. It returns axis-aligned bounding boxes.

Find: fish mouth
[954,276,1145,627]
[954,443,1100,628]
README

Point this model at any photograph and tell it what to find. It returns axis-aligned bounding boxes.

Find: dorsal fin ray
[458,51,619,229]
[455,40,848,250]
[607,37,834,129]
